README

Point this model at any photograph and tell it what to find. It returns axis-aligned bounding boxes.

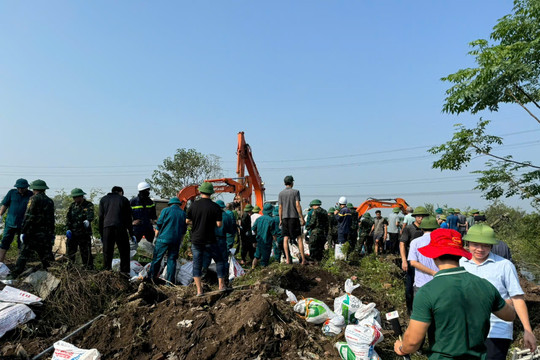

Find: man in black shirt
[400,206,428,314]
[99,186,134,274]
[186,182,225,296]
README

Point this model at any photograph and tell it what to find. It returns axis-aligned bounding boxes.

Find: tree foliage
[147,148,223,198]
[441,0,540,116]
[432,0,540,209]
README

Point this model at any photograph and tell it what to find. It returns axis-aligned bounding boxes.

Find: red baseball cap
[418,228,472,260]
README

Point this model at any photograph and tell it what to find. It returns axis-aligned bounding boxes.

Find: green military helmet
[198,182,215,195]
[392,207,400,213]
[215,200,226,208]
[263,203,274,215]
[447,208,455,214]
[419,216,439,230]
[471,209,480,214]
[439,214,447,221]
[328,207,335,213]
[310,199,322,206]
[454,208,461,213]
[347,203,354,209]
[363,212,372,219]
[70,188,86,197]
[435,207,443,214]
[14,178,29,188]
[168,197,182,205]
[253,205,261,213]
[412,206,429,216]
[244,204,253,212]
[478,211,485,215]
[30,179,49,190]
[463,224,498,245]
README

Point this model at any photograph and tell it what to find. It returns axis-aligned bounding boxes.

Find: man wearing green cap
[66,188,95,269]
[327,207,338,248]
[149,197,187,283]
[278,175,306,265]
[252,203,276,268]
[11,180,55,278]
[306,199,328,262]
[358,212,373,254]
[187,182,226,295]
[0,178,33,263]
[400,205,428,314]
[460,224,536,359]
[240,204,255,265]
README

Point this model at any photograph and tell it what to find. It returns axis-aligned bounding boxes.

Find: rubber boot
[0,248,6,263]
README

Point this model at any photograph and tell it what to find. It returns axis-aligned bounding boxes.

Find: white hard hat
[137,182,151,191]
[338,196,347,205]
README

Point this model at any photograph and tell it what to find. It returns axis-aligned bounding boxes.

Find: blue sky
[1,1,538,214]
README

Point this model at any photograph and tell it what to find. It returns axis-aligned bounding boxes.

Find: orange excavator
[176,132,265,210]
[355,198,409,216]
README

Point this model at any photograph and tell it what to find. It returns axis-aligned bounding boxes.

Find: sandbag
[229,254,245,280]
[335,343,381,360]
[335,244,346,260]
[51,340,100,360]
[160,259,193,286]
[137,238,154,258]
[354,303,381,325]
[286,290,336,324]
[0,286,42,305]
[341,318,384,360]
[0,302,36,338]
[111,259,144,278]
[334,279,362,324]
[322,314,345,336]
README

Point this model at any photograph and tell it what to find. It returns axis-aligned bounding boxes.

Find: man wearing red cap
[394,229,515,359]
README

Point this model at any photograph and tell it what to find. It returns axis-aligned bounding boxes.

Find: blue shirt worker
[460,224,536,359]
[252,203,276,268]
[130,181,157,243]
[149,197,187,284]
[0,178,33,263]
[446,208,459,231]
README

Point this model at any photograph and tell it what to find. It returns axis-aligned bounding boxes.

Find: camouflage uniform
[306,207,328,261]
[12,191,55,277]
[358,214,374,254]
[66,199,95,268]
[327,210,338,247]
[348,208,359,254]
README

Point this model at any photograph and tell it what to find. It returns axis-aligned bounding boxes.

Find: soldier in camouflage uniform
[66,188,95,269]
[305,199,328,262]
[347,203,359,254]
[358,212,374,255]
[11,179,55,278]
[327,207,338,248]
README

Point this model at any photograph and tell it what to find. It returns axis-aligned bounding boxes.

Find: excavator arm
[176,132,265,210]
[355,198,409,217]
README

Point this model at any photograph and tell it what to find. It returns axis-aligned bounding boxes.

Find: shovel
[386,310,411,360]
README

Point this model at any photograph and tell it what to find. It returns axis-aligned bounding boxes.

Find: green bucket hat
[309,199,322,206]
[463,224,498,245]
[70,188,86,197]
[253,205,261,213]
[198,182,214,194]
[215,200,226,208]
[328,207,335,213]
[392,207,400,213]
[244,204,253,212]
[30,179,49,190]
[419,216,439,230]
[14,178,29,188]
[412,206,429,216]
[168,197,182,205]
[263,203,274,215]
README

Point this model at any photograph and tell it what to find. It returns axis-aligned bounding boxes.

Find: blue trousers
[149,239,180,283]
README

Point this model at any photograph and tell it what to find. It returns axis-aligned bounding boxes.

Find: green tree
[430,0,540,209]
[147,148,223,198]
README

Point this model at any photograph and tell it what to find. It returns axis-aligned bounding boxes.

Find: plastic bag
[228,254,245,280]
[51,340,101,360]
[137,238,154,258]
[322,314,346,336]
[111,259,144,278]
[161,259,193,285]
[0,262,10,279]
[335,244,346,260]
[0,302,36,338]
[334,279,362,324]
[0,286,42,305]
[354,303,381,325]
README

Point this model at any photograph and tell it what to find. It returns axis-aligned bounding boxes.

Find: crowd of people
[0,176,537,359]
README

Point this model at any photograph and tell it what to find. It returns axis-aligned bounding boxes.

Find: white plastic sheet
[0,262,10,279]
[0,302,36,338]
[51,340,101,360]
[228,254,245,280]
